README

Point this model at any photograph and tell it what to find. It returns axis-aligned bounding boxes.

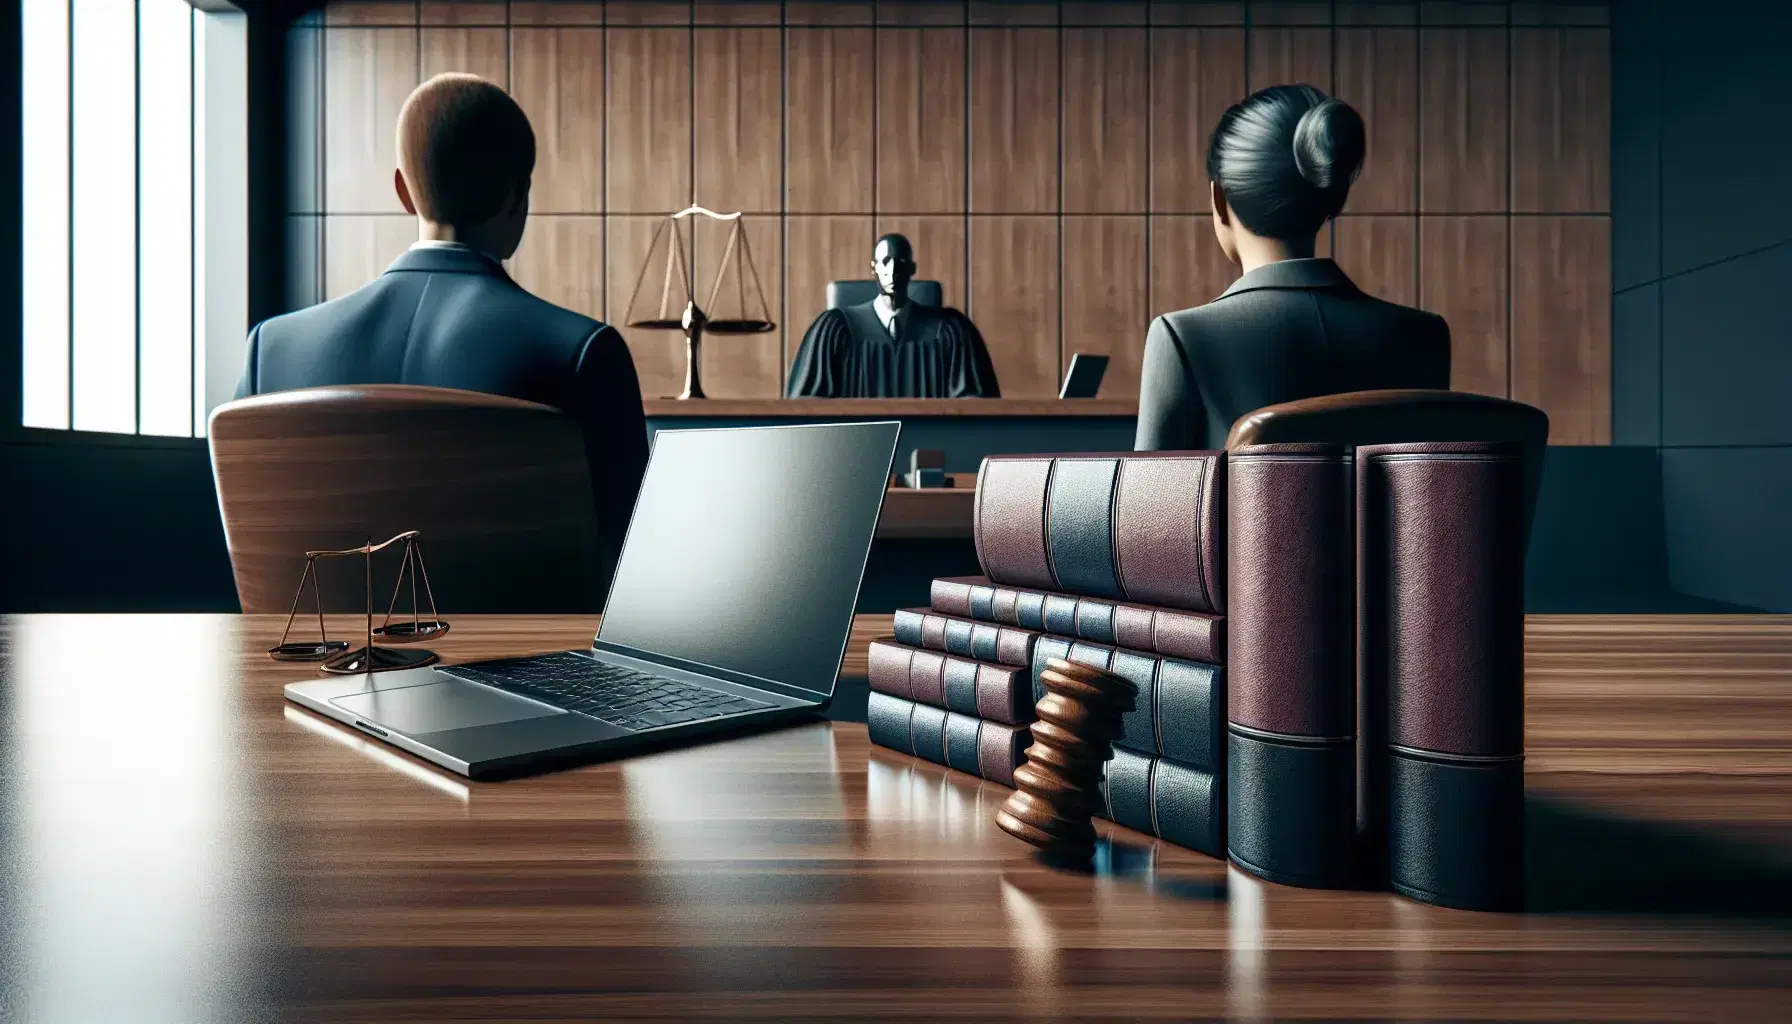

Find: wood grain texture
[322,215,415,300]
[1061,29,1149,213]
[876,1,966,26]
[1512,216,1611,444]
[323,28,417,213]
[511,28,606,214]
[2,612,1789,1022]
[509,0,605,23]
[787,0,875,23]
[642,397,1139,416]
[420,27,508,84]
[1149,28,1245,213]
[1149,0,1246,24]
[783,216,875,378]
[1420,215,1509,397]
[969,1,1058,24]
[1060,217,1148,398]
[1332,215,1417,307]
[694,213,784,398]
[606,214,695,398]
[323,1,416,25]
[605,0,693,24]
[785,29,876,213]
[1246,27,1332,92]
[1511,28,1611,213]
[1511,0,1610,25]
[969,28,1059,214]
[695,1,784,23]
[607,28,693,214]
[874,215,967,310]
[876,29,968,214]
[1148,215,1239,315]
[420,1,506,25]
[694,28,784,214]
[1334,28,1419,214]
[878,481,977,538]
[1420,27,1508,212]
[508,215,605,322]
[969,216,1059,398]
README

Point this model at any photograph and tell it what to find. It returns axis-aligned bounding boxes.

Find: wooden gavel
[995,658,1134,858]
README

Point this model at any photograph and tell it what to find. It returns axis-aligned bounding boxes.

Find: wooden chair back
[1225,389,1550,546]
[209,385,608,614]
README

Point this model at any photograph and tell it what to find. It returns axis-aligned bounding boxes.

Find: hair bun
[1291,98,1366,192]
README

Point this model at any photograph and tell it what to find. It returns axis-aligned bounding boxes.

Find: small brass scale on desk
[267,531,449,674]
[620,205,777,400]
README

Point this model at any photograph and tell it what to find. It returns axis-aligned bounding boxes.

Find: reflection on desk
[0,613,1788,1021]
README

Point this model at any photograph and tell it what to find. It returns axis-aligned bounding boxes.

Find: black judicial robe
[784,301,1001,398]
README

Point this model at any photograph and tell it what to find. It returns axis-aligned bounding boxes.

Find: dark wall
[1611,0,1792,612]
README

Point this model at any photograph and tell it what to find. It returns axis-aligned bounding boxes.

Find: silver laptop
[285,421,901,779]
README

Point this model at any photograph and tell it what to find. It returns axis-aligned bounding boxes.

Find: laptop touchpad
[330,680,564,736]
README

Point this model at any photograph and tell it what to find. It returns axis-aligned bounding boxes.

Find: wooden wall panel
[1149,216,1238,316]
[1062,29,1149,213]
[969,1,1058,24]
[1332,216,1417,306]
[508,216,605,323]
[510,1,604,23]
[1063,0,1146,24]
[420,2,506,25]
[1335,1,1422,25]
[607,29,692,214]
[875,215,968,313]
[606,0,693,25]
[511,28,605,214]
[1334,28,1418,213]
[784,217,875,377]
[1254,1,1335,25]
[1247,28,1332,92]
[1511,28,1610,213]
[876,29,968,214]
[876,2,965,26]
[1420,215,1509,397]
[787,0,874,23]
[325,2,415,26]
[695,214,784,398]
[323,29,417,213]
[969,29,1059,213]
[606,215,695,399]
[970,217,1060,398]
[1512,216,1610,444]
[1149,0,1246,24]
[421,28,508,85]
[1420,28,1508,212]
[695,28,784,214]
[697,2,784,24]
[1150,28,1245,213]
[322,215,415,300]
[1061,217,1148,397]
[786,29,876,213]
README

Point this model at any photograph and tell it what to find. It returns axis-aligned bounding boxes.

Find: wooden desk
[2,614,1789,1021]
[880,472,976,539]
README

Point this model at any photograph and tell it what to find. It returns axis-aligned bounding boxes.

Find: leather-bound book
[1097,748,1224,858]
[973,453,1225,613]
[1029,635,1224,773]
[1226,443,1357,888]
[1360,442,1525,912]
[892,608,1037,667]
[867,691,1030,786]
[867,638,1034,725]
[930,575,1226,665]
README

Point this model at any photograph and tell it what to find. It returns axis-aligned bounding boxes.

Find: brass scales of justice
[621,206,776,400]
[267,530,450,674]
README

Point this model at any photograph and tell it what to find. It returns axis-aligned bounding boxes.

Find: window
[20,0,246,438]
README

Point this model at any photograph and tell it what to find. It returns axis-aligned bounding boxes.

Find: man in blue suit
[236,73,647,578]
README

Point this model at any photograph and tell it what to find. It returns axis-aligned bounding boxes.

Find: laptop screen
[595,421,900,698]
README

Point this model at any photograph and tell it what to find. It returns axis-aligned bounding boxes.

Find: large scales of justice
[621,205,776,400]
[267,530,450,674]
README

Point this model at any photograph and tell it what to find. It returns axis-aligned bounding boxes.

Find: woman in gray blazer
[1135,85,1451,451]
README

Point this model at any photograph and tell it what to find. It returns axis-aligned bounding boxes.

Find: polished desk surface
[2,614,1789,1022]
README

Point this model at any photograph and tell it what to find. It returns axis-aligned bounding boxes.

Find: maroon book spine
[930,575,1225,666]
[866,638,1035,725]
[1361,442,1526,912]
[1226,443,1357,889]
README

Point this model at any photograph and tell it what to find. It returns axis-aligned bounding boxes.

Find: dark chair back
[1225,389,1550,546]
[209,385,608,614]
[827,280,943,310]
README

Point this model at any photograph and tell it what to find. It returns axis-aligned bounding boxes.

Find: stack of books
[867,452,1228,858]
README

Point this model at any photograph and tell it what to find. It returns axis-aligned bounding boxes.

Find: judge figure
[785,234,1000,398]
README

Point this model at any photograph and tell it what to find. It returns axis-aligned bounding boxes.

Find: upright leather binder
[930,575,1225,665]
[867,691,1030,786]
[867,638,1033,725]
[1099,748,1224,858]
[1360,442,1526,912]
[973,452,1225,614]
[1226,443,1357,888]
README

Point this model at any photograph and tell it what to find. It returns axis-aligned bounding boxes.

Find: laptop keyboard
[443,652,774,731]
